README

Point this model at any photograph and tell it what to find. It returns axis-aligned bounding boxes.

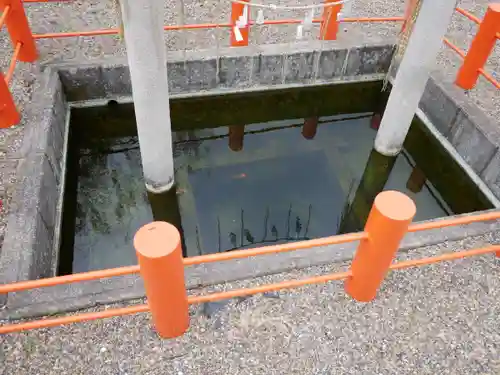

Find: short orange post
[230,0,249,47]
[455,4,500,90]
[345,191,416,302]
[228,125,245,151]
[320,1,342,40]
[0,0,37,62]
[134,221,189,338]
[302,117,318,139]
[0,71,20,128]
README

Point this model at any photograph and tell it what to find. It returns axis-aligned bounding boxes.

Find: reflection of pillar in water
[338,149,397,234]
[147,189,186,257]
[302,117,318,140]
[229,125,245,151]
[406,166,426,193]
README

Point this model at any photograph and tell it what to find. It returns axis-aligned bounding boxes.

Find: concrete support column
[119,0,174,193]
[374,0,457,156]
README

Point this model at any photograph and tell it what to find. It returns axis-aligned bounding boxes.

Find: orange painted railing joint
[320,0,342,40]
[0,0,37,62]
[455,4,500,90]
[455,6,500,39]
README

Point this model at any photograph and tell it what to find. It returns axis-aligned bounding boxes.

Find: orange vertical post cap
[134,221,189,338]
[345,191,416,302]
[455,4,500,90]
[320,0,342,40]
[0,0,37,62]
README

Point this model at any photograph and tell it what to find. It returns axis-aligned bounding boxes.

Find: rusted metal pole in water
[302,117,319,139]
[229,125,245,151]
[118,0,175,193]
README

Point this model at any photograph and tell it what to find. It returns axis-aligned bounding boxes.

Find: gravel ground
[0,0,497,245]
[1,232,500,374]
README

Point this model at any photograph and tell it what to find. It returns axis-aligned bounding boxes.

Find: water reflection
[174,114,450,256]
[69,113,453,272]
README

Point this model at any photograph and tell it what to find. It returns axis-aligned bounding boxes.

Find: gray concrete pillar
[374,0,457,156]
[119,0,174,193]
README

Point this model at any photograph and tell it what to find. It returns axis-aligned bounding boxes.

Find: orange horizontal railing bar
[456,6,500,39]
[0,271,352,334]
[443,37,466,58]
[408,210,500,233]
[31,17,403,39]
[183,231,367,266]
[1,244,499,334]
[4,42,21,84]
[389,244,500,270]
[0,304,149,334]
[456,6,482,24]
[0,265,140,294]
[0,5,10,29]
[187,270,352,305]
[1,210,499,294]
[0,231,366,294]
[443,38,500,89]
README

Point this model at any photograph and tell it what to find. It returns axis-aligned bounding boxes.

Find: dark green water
[59,85,492,274]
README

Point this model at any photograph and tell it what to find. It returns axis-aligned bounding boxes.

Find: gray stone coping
[53,36,395,102]
[0,67,67,311]
[418,70,500,201]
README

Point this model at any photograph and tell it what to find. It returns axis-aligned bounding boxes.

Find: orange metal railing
[0,0,37,128]
[453,4,500,89]
[0,191,499,336]
[0,1,497,128]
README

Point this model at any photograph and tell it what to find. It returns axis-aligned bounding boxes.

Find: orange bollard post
[345,191,416,302]
[0,71,20,128]
[230,0,249,47]
[134,221,189,338]
[302,117,319,140]
[229,125,245,151]
[455,4,500,90]
[0,0,37,62]
[320,0,342,40]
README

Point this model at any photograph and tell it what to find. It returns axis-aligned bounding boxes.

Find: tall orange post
[455,4,500,90]
[230,0,249,46]
[134,221,189,338]
[345,191,416,302]
[0,0,37,62]
[320,1,342,40]
[0,71,20,128]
